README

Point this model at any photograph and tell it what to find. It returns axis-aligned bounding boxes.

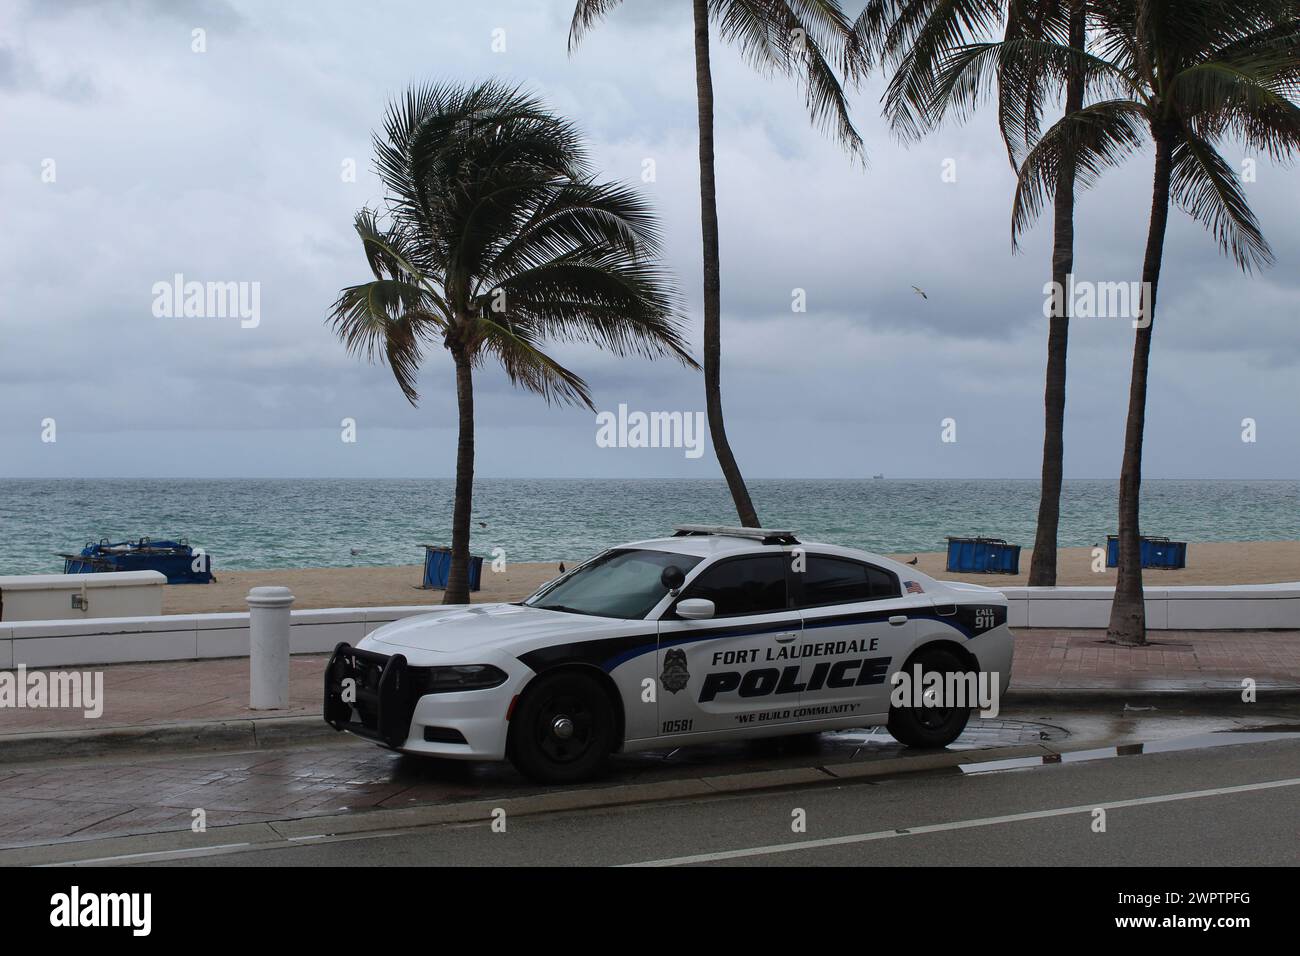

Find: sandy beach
[161,561,564,615]
[160,539,1300,615]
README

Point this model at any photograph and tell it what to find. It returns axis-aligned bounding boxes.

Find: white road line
[621,776,1300,867]
[45,828,415,867]
[44,842,253,867]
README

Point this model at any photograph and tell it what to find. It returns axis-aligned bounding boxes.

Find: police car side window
[800,556,868,606]
[867,565,902,599]
[800,557,901,607]
[680,555,787,617]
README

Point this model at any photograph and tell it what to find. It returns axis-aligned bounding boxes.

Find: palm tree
[856,0,1090,586]
[995,0,1299,642]
[570,0,866,528]
[328,81,697,604]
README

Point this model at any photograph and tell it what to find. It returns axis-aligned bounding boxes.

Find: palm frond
[871,0,1008,141]
[797,20,868,156]
[327,280,443,405]
[472,312,595,409]
[715,0,866,155]
[1011,98,1149,249]
[482,180,664,288]
[1210,17,1300,88]
[784,0,864,78]
[906,36,1137,143]
[1173,57,1300,160]
[848,0,905,71]
[352,209,433,288]
[997,0,1088,168]
[1170,127,1275,271]
[568,0,625,52]
[485,254,697,370]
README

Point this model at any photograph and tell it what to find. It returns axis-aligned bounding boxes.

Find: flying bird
[911,286,928,300]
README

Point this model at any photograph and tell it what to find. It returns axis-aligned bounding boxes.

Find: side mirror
[660,565,686,592]
[676,598,715,620]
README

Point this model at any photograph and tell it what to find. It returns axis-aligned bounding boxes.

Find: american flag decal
[904,580,924,594]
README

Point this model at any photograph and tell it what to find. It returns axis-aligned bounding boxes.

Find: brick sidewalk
[0,655,328,735]
[1013,629,1300,691]
[1,629,1297,737]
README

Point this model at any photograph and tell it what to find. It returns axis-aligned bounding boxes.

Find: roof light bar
[672,525,800,545]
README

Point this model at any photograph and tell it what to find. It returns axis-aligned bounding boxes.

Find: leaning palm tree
[856,0,1091,587]
[994,0,1299,642]
[328,81,697,604]
[570,0,866,528]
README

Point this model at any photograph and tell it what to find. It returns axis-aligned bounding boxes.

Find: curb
[0,715,340,765]
[1005,686,1300,706]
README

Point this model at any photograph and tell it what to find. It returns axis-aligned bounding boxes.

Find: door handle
[775,633,797,644]
[888,615,908,626]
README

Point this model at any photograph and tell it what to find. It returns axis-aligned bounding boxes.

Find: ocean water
[0,478,1294,574]
[0,478,1295,576]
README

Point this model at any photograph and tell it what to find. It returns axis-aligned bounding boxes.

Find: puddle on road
[827,719,1066,751]
[612,718,1068,774]
[959,730,1300,775]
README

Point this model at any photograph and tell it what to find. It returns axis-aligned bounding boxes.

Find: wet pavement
[153,737,1300,868]
[1,699,1296,851]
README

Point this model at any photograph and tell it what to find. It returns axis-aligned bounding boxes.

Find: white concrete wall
[1,584,1297,670]
[0,571,165,622]
[2,606,436,669]
[1001,583,1300,630]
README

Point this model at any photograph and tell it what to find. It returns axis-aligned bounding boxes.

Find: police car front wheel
[508,670,617,783]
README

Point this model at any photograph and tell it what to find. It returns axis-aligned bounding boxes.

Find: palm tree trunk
[1028,1,1086,587]
[444,346,475,605]
[1107,129,1174,645]
[692,0,760,528]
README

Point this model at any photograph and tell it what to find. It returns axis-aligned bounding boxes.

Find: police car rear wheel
[886,647,972,748]
[508,671,616,783]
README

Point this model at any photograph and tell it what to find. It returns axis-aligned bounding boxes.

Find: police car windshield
[525,549,702,619]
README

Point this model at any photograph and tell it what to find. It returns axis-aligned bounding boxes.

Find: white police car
[325,526,1014,783]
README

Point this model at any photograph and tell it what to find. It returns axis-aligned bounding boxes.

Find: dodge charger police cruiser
[324,526,1014,783]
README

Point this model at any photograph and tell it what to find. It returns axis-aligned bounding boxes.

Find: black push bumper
[323,642,418,748]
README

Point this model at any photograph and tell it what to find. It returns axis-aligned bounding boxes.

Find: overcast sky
[1,0,1296,480]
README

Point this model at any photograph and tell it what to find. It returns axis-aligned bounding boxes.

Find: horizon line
[1,476,1293,483]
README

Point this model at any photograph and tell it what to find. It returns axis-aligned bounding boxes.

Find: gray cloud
[21,0,246,28]
[0,0,1296,480]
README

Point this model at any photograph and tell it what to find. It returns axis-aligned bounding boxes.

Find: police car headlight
[423,664,509,693]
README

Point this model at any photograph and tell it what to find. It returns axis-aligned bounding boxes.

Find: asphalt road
[151,735,1299,867]
[6,698,1293,855]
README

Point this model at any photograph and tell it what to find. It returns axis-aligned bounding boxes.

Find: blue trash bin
[422,547,484,591]
[1152,539,1188,569]
[945,537,1021,574]
[1106,536,1187,569]
[61,538,214,584]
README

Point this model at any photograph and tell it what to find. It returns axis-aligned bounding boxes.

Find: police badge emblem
[660,648,690,694]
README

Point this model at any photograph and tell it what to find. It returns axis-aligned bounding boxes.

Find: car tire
[886,646,972,748]
[507,670,617,784]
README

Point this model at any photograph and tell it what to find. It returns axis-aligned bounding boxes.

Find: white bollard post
[248,586,294,710]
